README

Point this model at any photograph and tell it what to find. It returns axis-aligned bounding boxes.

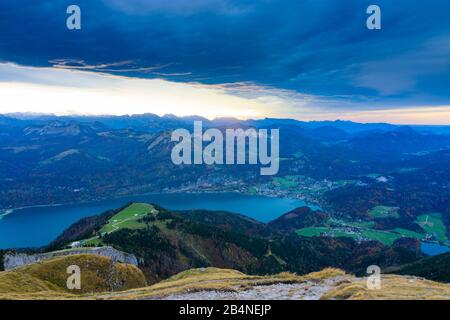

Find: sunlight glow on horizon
[1,63,450,125]
[0,81,264,119]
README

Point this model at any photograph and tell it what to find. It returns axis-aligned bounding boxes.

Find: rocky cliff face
[4,246,138,270]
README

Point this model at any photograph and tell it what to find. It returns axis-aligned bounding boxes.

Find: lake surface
[421,242,450,256]
[0,193,307,249]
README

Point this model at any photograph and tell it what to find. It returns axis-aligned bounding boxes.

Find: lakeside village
[163,174,450,249]
[163,172,371,207]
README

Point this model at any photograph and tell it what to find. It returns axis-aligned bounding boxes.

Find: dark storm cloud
[0,0,449,109]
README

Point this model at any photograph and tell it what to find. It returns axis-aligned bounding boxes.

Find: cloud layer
[0,0,449,119]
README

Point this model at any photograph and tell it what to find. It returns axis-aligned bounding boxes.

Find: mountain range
[1,113,449,291]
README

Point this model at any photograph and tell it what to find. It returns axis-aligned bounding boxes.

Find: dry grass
[94,267,345,300]
[0,254,146,299]
[1,261,449,300]
[321,275,450,300]
[301,268,346,282]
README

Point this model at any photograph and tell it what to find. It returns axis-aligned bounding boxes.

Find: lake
[421,242,450,256]
[0,193,307,249]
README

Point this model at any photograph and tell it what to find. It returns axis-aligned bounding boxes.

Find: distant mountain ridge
[3,112,450,134]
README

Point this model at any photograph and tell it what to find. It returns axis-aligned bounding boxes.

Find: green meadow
[368,206,400,219]
[273,176,299,189]
[296,216,431,246]
[360,229,402,246]
[100,203,156,234]
[417,213,448,243]
[83,203,156,246]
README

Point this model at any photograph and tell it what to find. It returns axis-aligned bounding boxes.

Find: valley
[1,114,450,293]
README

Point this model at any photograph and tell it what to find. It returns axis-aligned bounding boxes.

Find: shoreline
[0,190,238,212]
[0,192,306,250]
[0,203,63,214]
[0,192,448,255]
[0,190,311,216]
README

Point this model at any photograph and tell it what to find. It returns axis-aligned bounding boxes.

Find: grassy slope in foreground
[322,275,450,300]
[0,254,146,300]
[94,267,348,300]
[49,267,450,300]
[1,257,449,300]
[103,268,449,300]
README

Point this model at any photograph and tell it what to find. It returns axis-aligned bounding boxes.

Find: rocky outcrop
[158,278,345,300]
[4,246,138,270]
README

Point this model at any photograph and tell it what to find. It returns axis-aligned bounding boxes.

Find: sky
[0,0,450,124]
